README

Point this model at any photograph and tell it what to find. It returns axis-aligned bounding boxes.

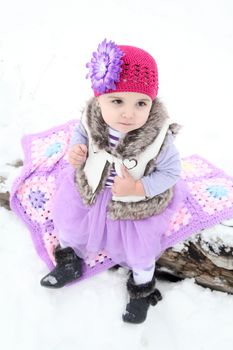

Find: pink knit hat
[86,39,158,100]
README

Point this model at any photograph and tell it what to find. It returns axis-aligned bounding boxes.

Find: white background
[1,1,233,349]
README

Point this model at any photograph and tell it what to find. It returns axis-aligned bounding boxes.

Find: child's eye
[138,101,147,107]
[112,99,122,104]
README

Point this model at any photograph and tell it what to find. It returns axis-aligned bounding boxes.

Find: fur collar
[84,97,179,159]
[75,97,179,220]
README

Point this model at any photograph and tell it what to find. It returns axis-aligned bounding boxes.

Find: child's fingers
[79,144,87,154]
[68,154,86,165]
[69,144,87,167]
[114,174,123,183]
[69,151,85,160]
[121,165,130,178]
[111,184,117,195]
[70,149,85,157]
[72,144,87,155]
[70,157,85,164]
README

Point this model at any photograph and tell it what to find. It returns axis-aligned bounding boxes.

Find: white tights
[60,239,156,285]
[132,262,156,285]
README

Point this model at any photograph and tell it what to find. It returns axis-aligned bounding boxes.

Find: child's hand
[68,144,88,168]
[112,165,146,197]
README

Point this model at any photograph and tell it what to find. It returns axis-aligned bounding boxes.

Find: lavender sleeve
[141,134,181,197]
[70,121,88,147]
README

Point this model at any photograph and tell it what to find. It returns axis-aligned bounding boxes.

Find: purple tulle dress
[52,166,185,270]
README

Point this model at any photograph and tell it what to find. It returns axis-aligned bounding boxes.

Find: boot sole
[40,271,82,288]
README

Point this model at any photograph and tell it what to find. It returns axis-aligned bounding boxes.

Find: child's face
[97,92,153,133]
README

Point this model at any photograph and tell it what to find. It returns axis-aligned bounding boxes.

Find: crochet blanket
[10,120,233,283]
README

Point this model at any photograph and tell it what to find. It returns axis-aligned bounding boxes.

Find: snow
[1,0,233,349]
[201,224,233,252]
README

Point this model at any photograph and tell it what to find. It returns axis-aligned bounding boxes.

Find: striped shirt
[105,127,125,188]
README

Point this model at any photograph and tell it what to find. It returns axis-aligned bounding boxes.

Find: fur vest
[74,97,180,220]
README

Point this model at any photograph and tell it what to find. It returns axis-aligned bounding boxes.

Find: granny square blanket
[10,120,233,282]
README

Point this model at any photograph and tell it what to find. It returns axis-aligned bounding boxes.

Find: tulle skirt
[52,166,186,269]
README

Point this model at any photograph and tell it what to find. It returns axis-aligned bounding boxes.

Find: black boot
[40,246,83,288]
[122,273,162,324]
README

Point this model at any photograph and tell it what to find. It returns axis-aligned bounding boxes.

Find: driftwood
[0,160,22,210]
[0,176,10,210]
[156,237,233,294]
[1,162,233,294]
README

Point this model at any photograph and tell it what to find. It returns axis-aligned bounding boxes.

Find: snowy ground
[1,1,233,349]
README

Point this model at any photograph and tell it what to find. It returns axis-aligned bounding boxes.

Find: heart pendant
[123,158,138,170]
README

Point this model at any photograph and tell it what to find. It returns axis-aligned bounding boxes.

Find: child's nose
[122,107,135,119]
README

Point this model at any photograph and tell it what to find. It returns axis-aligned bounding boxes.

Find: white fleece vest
[82,112,170,202]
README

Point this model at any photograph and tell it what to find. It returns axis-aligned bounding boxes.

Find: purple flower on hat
[86,39,124,94]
